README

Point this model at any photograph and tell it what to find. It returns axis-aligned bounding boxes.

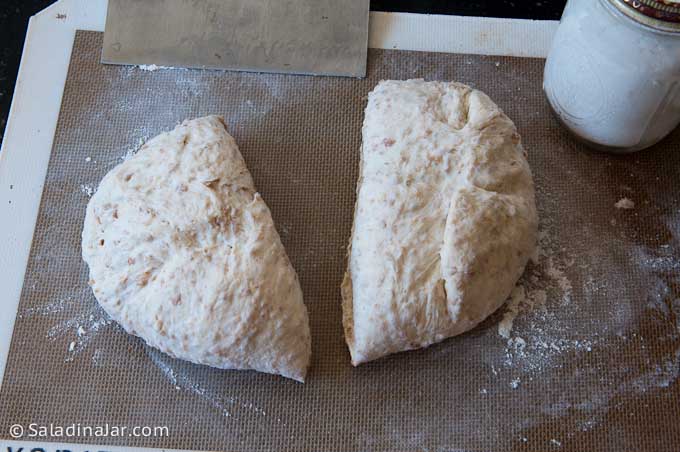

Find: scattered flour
[498,229,572,345]
[91,349,104,366]
[147,349,272,420]
[79,184,95,197]
[615,197,635,209]
[147,350,233,418]
[508,336,527,350]
[19,296,76,317]
[627,347,680,392]
[49,307,113,362]
[121,136,148,161]
[493,222,601,383]
[493,204,680,437]
[544,256,573,298]
[138,64,170,72]
[498,286,548,339]
[121,147,138,162]
[19,290,113,362]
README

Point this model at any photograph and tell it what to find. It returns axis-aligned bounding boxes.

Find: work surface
[1,31,679,452]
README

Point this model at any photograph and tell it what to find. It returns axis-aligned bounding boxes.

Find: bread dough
[82,116,311,381]
[342,80,538,365]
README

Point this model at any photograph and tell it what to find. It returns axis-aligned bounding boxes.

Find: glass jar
[543,0,680,153]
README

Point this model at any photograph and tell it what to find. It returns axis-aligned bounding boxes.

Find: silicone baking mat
[1,31,679,452]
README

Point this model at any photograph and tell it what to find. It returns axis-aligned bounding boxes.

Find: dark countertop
[0,0,567,143]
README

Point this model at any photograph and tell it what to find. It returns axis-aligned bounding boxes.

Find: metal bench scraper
[102,0,369,77]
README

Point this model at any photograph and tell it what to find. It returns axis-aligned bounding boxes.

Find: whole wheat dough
[82,116,311,381]
[342,80,538,365]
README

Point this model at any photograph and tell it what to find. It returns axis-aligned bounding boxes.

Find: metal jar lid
[609,0,680,32]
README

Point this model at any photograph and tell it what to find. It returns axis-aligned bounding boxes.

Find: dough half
[342,80,538,365]
[82,116,311,381]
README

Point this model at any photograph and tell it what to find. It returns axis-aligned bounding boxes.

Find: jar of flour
[543,0,680,153]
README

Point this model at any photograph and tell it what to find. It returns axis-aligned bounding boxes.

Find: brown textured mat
[1,31,679,452]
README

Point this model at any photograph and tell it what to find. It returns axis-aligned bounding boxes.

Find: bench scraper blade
[102,0,369,77]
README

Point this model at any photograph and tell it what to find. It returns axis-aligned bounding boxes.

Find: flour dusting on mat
[79,184,95,197]
[120,136,148,161]
[19,295,76,318]
[147,349,233,418]
[4,34,680,452]
[138,64,165,72]
[20,289,113,362]
[497,226,575,357]
[615,197,635,209]
[488,182,680,437]
[146,349,274,420]
[47,304,113,362]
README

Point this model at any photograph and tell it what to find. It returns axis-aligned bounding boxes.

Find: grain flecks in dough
[82,116,311,382]
[342,80,538,365]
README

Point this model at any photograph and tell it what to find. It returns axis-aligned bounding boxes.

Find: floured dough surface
[342,80,538,365]
[82,116,311,381]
